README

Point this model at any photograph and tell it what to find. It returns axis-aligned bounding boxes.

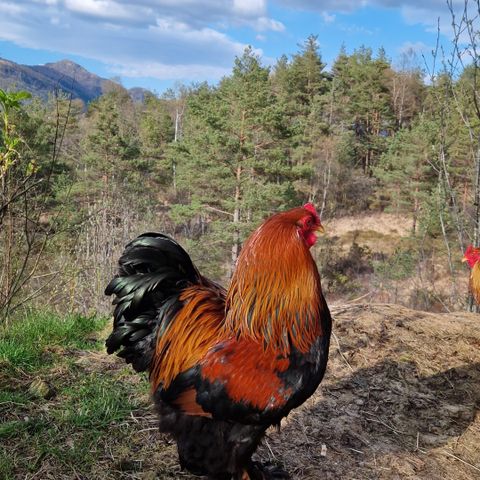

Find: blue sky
[0,0,466,94]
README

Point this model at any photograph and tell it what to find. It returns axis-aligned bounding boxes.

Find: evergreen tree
[271,36,333,212]
[289,35,330,106]
[81,87,140,197]
[332,46,395,174]
[374,116,438,233]
[168,48,305,278]
[137,93,175,195]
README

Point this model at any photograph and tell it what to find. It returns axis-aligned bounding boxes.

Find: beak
[316,224,325,234]
[462,256,468,263]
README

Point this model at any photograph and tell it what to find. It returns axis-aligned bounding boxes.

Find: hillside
[0,57,150,103]
[1,305,479,479]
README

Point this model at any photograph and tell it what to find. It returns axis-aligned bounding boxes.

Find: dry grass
[318,211,470,311]
[327,213,411,240]
[326,213,411,256]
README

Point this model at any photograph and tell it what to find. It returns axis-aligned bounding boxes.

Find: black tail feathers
[105,233,200,372]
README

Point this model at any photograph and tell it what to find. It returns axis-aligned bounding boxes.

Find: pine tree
[332,46,395,174]
[81,87,140,196]
[374,116,438,233]
[137,93,175,195]
[168,48,305,278]
[271,36,333,212]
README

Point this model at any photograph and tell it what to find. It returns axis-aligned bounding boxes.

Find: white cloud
[0,0,281,82]
[273,0,464,36]
[321,12,336,23]
[233,0,266,16]
[255,17,285,32]
[400,2,475,44]
[0,2,27,14]
[111,62,232,80]
[64,0,144,21]
[274,0,366,14]
[339,23,375,36]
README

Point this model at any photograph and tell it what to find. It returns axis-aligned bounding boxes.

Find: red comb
[303,203,318,216]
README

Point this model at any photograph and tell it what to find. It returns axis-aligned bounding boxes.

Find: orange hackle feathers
[470,262,480,305]
[150,285,225,392]
[223,206,323,355]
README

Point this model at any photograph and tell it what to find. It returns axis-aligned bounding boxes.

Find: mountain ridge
[0,57,151,103]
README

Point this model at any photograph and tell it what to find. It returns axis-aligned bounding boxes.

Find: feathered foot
[236,461,291,480]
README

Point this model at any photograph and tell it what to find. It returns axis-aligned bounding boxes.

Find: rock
[321,444,327,456]
[28,378,56,400]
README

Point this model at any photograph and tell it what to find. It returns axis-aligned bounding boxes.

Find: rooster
[105,203,331,479]
[463,245,480,304]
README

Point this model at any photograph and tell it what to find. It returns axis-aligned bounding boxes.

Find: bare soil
[99,304,480,479]
[262,304,480,480]
[5,304,480,479]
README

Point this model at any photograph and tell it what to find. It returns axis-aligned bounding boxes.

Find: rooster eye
[305,218,313,228]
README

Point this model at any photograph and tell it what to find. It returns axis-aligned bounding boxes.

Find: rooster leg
[239,469,254,480]
[235,464,261,480]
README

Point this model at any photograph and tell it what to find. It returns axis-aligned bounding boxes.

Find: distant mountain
[0,57,152,104]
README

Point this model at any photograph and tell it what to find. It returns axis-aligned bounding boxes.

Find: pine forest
[2,33,480,322]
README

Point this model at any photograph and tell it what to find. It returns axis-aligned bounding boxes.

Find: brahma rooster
[105,203,332,479]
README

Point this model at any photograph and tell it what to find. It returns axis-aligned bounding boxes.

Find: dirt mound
[92,304,480,479]
[258,304,480,479]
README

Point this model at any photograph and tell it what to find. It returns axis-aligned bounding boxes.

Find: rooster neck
[470,262,480,304]
[224,226,323,355]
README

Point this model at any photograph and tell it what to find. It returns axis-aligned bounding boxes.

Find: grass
[0,310,107,371]
[55,373,144,428]
[0,310,151,480]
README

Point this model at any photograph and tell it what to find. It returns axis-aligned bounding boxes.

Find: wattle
[303,231,317,248]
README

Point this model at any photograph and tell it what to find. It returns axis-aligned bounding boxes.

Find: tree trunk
[172,107,183,196]
[412,185,419,235]
[473,143,480,248]
[320,156,331,218]
[230,110,246,276]
[230,164,242,276]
